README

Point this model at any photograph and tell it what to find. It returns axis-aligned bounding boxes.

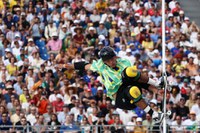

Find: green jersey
[90,58,132,99]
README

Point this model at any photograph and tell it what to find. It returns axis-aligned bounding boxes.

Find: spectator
[143,113,154,130]
[57,104,70,124]
[171,115,184,132]
[166,101,176,125]
[28,17,42,42]
[0,112,13,131]
[59,25,68,40]
[46,32,62,54]
[191,93,200,116]
[95,0,107,14]
[26,106,37,126]
[126,114,137,132]
[95,112,108,133]
[134,117,147,133]
[34,114,46,133]
[15,116,32,133]
[37,91,49,115]
[10,106,21,125]
[4,85,18,104]
[185,92,197,110]
[43,104,54,124]
[44,20,58,41]
[24,38,38,56]
[80,116,90,133]
[86,27,98,47]
[183,111,198,132]
[83,0,96,14]
[88,106,99,125]
[60,115,80,133]
[6,56,18,76]
[47,113,61,133]
[175,97,189,119]
[110,115,124,133]
[169,86,182,104]
[52,94,64,113]
[73,26,85,46]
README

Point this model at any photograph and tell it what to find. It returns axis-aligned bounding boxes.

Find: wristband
[74,61,88,70]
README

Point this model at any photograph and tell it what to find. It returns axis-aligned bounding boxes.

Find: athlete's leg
[122,66,160,88]
[127,86,163,122]
[127,86,153,115]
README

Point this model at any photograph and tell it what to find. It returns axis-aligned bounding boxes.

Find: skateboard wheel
[167,111,171,116]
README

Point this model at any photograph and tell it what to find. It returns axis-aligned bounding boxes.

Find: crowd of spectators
[0,0,200,132]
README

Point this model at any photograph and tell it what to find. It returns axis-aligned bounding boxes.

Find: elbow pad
[74,61,89,70]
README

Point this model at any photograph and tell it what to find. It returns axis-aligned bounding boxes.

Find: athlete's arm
[62,62,91,71]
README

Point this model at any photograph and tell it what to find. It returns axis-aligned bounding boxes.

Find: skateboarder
[61,46,163,122]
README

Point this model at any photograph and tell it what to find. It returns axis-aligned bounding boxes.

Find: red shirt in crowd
[38,99,49,114]
[52,100,64,112]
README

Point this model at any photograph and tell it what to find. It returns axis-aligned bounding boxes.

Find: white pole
[161,0,167,133]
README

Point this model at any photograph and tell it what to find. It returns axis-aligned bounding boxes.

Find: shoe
[157,77,165,89]
[152,111,164,123]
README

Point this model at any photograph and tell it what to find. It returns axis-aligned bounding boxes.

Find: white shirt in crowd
[191,104,200,116]
[171,120,184,132]
[116,108,134,125]
[26,114,37,126]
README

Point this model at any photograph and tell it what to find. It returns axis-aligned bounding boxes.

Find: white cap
[132,113,138,117]
[147,20,152,23]
[28,38,33,42]
[126,48,132,53]
[179,10,184,14]
[195,76,200,82]
[99,21,104,24]
[74,20,80,23]
[137,20,142,23]
[62,25,67,28]
[16,8,21,11]
[118,8,124,12]
[153,49,159,54]
[135,13,140,17]
[56,94,63,100]
[21,12,26,16]
[98,35,105,41]
[7,12,11,16]
[98,41,103,45]
[89,27,95,31]
[15,34,20,38]
[52,32,58,36]
[136,117,142,122]
[168,13,173,18]
[97,86,103,91]
[150,99,157,105]
[5,48,11,52]
[112,110,119,115]
[184,17,190,21]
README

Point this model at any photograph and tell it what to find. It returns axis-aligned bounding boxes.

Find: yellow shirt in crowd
[95,2,107,11]
[10,0,17,8]
[0,0,4,10]
[0,0,24,10]
[142,41,154,51]
[6,64,18,76]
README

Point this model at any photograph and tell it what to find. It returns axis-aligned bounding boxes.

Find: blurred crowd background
[0,0,200,132]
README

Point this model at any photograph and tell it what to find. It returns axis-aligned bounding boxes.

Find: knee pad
[128,86,142,103]
[122,66,141,82]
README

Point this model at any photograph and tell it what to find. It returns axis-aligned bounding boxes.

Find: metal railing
[0,124,199,133]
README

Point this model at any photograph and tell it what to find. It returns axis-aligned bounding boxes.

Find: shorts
[115,81,150,110]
